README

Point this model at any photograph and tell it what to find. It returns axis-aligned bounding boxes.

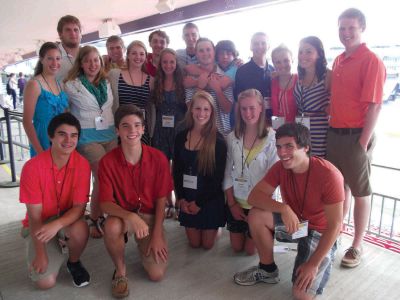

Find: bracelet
[228,202,237,208]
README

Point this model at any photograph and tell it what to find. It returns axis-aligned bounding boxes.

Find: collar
[340,43,368,61]
[42,148,77,169]
[117,144,148,167]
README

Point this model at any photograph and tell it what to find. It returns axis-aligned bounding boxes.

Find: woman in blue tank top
[23,42,68,157]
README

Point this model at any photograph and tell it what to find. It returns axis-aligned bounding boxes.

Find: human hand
[179,199,190,214]
[294,261,318,293]
[146,235,168,264]
[35,220,62,243]
[230,203,246,221]
[187,201,201,215]
[124,213,149,239]
[31,251,48,274]
[197,72,209,89]
[207,73,223,92]
[281,205,300,234]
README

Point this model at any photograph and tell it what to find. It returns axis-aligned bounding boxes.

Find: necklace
[41,74,61,96]
[241,133,258,176]
[188,130,203,150]
[128,67,144,86]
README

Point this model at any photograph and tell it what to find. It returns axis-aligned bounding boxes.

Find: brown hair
[339,8,366,31]
[34,42,61,76]
[148,30,170,45]
[114,104,144,128]
[64,45,107,86]
[106,35,125,48]
[57,15,81,34]
[234,89,268,139]
[152,48,185,106]
[184,90,217,176]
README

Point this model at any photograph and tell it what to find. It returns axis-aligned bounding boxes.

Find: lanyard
[125,148,143,213]
[290,158,311,220]
[278,74,293,116]
[51,157,70,217]
[241,134,257,176]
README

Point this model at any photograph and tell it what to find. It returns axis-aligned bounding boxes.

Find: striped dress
[118,73,151,144]
[294,72,330,157]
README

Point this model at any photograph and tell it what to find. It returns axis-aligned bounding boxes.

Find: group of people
[18,7,385,300]
[6,72,26,109]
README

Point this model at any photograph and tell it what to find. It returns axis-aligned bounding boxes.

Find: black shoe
[67,260,90,287]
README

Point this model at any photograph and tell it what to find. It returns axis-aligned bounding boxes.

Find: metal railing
[0,104,29,187]
[344,164,400,244]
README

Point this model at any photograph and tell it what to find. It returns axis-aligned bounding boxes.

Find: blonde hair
[234,88,268,139]
[64,45,106,86]
[126,40,148,73]
[184,90,217,176]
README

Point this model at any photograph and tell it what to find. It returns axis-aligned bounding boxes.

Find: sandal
[165,205,174,219]
[112,270,129,298]
[87,216,105,239]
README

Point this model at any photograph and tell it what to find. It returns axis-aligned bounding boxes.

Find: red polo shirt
[330,43,386,128]
[19,149,91,228]
[98,145,173,214]
[145,53,157,77]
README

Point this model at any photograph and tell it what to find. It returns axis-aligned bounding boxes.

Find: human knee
[68,219,89,241]
[35,275,57,290]
[248,208,271,232]
[104,217,124,237]
[147,267,165,282]
[292,287,314,300]
[188,240,201,248]
[202,240,215,250]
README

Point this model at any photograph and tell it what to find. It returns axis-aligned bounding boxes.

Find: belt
[329,127,363,135]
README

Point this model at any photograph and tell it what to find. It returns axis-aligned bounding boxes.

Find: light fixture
[98,19,121,38]
[156,0,175,14]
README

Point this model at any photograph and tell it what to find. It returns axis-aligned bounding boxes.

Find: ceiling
[0,0,206,68]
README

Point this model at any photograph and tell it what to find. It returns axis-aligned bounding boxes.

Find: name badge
[233,176,250,199]
[295,116,310,129]
[292,220,309,239]
[95,116,108,130]
[162,115,175,128]
[271,116,285,130]
[183,174,197,189]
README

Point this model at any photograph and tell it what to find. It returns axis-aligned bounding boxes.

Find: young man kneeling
[234,123,344,299]
[99,104,173,298]
[20,112,91,289]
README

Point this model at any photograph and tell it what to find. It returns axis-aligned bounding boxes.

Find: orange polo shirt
[19,149,91,228]
[330,43,386,128]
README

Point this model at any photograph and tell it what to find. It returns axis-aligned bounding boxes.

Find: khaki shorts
[127,213,168,270]
[22,227,67,282]
[326,130,375,197]
[77,139,117,165]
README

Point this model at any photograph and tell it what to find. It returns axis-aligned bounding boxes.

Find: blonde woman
[173,90,227,249]
[224,89,278,255]
[108,40,154,144]
[64,45,117,238]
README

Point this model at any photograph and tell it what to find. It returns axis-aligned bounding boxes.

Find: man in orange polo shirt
[98,104,173,298]
[20,112,91,289]
[326,8,386,268]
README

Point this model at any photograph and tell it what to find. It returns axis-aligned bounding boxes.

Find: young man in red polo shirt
[327,8,386,268]
[20,112,91,289]
[234,123,344,300]
[98,104,173,298]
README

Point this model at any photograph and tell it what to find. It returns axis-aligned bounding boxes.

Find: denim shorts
[273,213,337,295]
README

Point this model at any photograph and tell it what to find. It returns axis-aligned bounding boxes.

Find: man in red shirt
[327,8,386,268]
[98,104,173,298]
[145,30,170,76]
[20,112,91,289]
[234,123,344,300]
